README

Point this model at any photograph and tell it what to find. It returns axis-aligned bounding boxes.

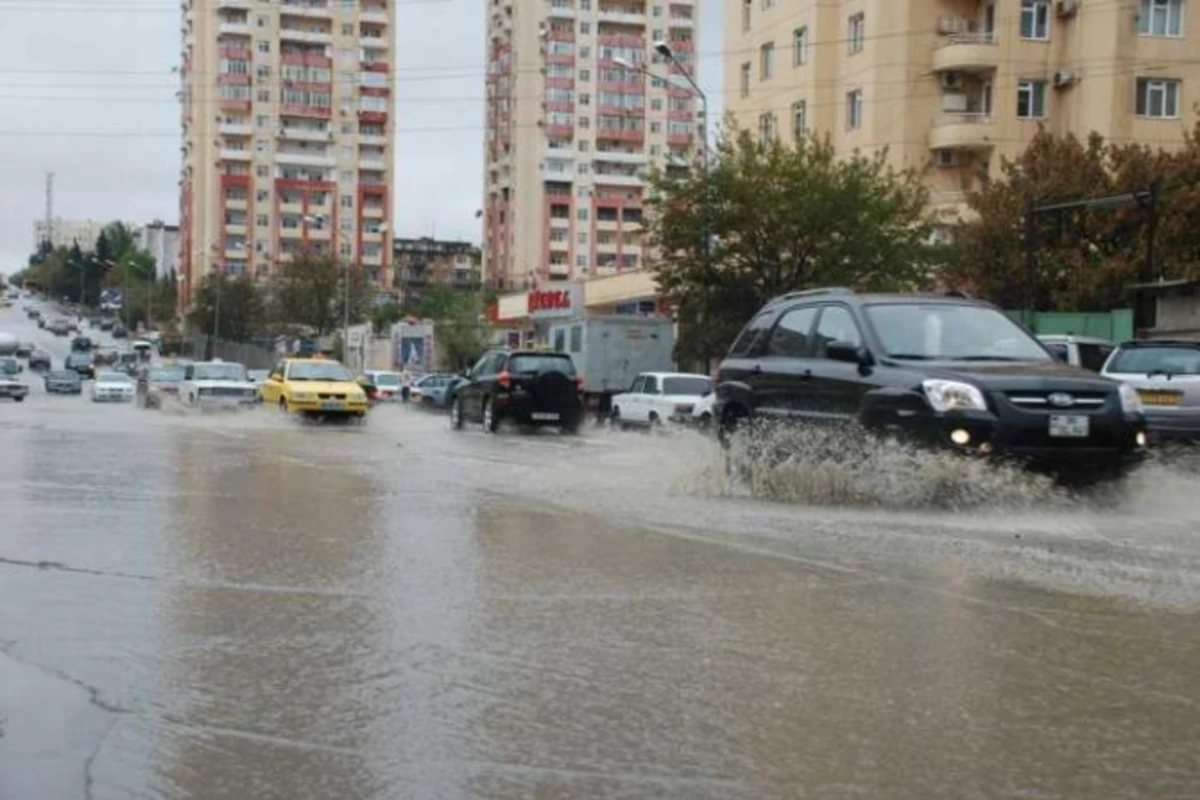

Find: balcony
[223,222,249,235]
[279,201,305,215]
[928,112,997,151]
[358,157,387,170]
[278,126,331,142]
[275,150,335,167]
[279,27,332,44]
[362,251,384,266]
[594,149,647,165]
[360,34,387,48]
[219,148,253,161]
[593,172,642,187]
[362,204,385,218]
[358,133,387,146]
[932,32,999,73]
[218,21,251,36]
[217,0,249,8]
[279,0,331,18]
[360,8,388,24]
[224,197,249,210]
[218,122,253,136]
[547,3,574,19]
[597,7,646,24]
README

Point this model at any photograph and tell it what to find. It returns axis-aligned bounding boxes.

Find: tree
[646,126,938,367]
[271,250,371,334]
[948,122,1200,311]
[372,300,402,334]
[188,273,264,341]
[416,286,490,372]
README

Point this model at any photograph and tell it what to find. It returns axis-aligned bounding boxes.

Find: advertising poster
[399,336,425,370]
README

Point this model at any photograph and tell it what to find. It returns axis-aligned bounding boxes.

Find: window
[739,62,751,97]
[570,325,583,353]
[1078,343,1114,372]
[256,214,268,227]
[256,114,269,128]
[341,23,354,35]
[255,165,268,177]
[729,310,775,357]
[1020,0,1050,40]
[758,112,777,141]
[813,306,862,357]
[791,100,807,139]
[1136,78,1181,118]
[642,375,660,394]
[257,40,270,53]
[741,0,751,31]
[848,13,865,53]
[1139,0,1184,36]
[793,26,808,66]
[762,0,776,8]
[1017,80,1046,118]
[256,89,270,102]
[846,89,863,130]
[580,21,590,33]
[341,194,353,208]
[759,42,775,80]
[767,306,819,358]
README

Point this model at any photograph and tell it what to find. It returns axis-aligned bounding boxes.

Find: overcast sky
[0,0,722,272]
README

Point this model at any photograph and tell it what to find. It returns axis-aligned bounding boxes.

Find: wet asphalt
[1,302,1199,800]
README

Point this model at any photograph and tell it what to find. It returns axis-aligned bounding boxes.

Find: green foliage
[372,301,402,334]
[188,273,264,341]
[947,122,1200,311]
[415,286,489,372]
[270,250,372,334]
[645,124,938,366]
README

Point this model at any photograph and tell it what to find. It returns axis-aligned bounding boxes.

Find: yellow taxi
[258,356,370,419]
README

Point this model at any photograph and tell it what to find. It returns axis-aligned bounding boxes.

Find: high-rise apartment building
[482,0,700,290]
[31,218,114,252]
[724,0,1197,221]
[179,0,395,309]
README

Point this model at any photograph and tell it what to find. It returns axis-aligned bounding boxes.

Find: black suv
[714,288,1148,480]
[451,349,585,434]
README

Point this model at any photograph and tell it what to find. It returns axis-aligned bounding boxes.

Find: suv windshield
[509,354,576,376]
[288,361,353,381]
[866,303,1051,362]
[663,376,713,396]
[193,364,247,381]
[1108,345,1200,375]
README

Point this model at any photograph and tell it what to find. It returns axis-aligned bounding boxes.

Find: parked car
[713,288,1148,483]
[1101,339,1200,442]
[691,390,716,429]
[1038,335,1115,372]
[0,374,29,402]
[411,373,460,408]
[362,370,403,402]
[91,371,136,402]
[450,349,585,434]
[44,369,83,395]
[27,349,51,371]
[610,372,714,428]
[0,357,22,376]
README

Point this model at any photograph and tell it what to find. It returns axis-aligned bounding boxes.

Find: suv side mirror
[827,340,873,368]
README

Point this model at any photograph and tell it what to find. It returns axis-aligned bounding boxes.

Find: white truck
[545,315,676,418]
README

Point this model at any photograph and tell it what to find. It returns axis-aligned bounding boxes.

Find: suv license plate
[321,401,343,410]
[531,412,560,421]
[1049,414,1089,438]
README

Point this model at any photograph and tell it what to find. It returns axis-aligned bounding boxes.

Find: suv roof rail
[771,286,854,303]
[943,290,973,299]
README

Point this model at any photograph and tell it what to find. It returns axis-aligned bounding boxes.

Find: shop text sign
[527,282,582,319]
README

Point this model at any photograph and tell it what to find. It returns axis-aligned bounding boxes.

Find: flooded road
[2,310,1200,799]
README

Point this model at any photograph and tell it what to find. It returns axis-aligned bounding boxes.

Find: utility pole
[343,260,351,367]
[43,171,54,248]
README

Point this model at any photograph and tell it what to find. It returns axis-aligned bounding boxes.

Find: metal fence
[173,338,280,369]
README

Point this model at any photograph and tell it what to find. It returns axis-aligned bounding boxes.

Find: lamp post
[616,42,713,369]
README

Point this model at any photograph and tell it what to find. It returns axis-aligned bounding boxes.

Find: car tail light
[497,370,512,389]
[574,376,584,391]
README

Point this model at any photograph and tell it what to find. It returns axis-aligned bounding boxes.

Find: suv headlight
[922,379,988,412]
[1118,383,1143,414]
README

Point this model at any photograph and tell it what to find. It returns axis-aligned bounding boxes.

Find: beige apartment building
[179,0,395,309]
[724,0,1198,222]
[482,0,701,290]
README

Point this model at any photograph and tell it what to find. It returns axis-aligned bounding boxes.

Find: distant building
[136,222,180,280]
[31,218,112,251]
[392,237,482,307]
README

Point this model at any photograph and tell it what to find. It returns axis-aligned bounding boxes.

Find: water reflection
[155,426,389,798]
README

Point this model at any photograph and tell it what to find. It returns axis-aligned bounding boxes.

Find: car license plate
[1049,414,1089,438]
[321,401,343,410]
[531,411,560,421]
[1137,390,1182,407]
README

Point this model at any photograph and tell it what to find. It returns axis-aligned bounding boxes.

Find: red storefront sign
[527,289,573,313]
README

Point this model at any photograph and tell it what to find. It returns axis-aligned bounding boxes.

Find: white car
[610,372,714,428]
[363,370,403,401]
[691,390,716,428]
[180,360,259,408]
[91,371,136,402]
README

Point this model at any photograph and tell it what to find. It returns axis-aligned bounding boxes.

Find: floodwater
[1,306,1199,799]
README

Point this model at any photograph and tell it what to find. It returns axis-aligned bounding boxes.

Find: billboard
[399,336,425,369]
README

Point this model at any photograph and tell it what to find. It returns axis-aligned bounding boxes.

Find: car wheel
[717,405,749,450]
[610,406,627,431]
[450,397,464,430]
[482,397,499,434]
[698,412,712,429]
[13,396,23,403]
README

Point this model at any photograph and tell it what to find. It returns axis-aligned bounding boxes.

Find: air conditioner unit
[937,15,964,34]
[935,149,959,168]
[1053,69,1077,87]
[941,72,962,90]
[1056,0,1079,17]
